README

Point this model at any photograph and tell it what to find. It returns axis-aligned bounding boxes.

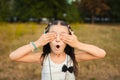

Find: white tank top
[41,54,75,80]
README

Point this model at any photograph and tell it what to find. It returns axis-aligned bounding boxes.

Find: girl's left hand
[60,32,79,48]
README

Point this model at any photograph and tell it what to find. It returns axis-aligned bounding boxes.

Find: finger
[62,38,71,45]
[45,36,55,41]
[44,33,56,39]
[61,34,73,41]
[47,32,56,36]
[47,34,56,39]
[45,35,56,42]
[61,36,72,43]
[61,33,71,39]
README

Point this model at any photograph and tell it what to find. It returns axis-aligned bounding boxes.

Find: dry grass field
[0,23,120,80]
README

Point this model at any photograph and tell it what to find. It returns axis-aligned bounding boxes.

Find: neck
[50,52,66,58]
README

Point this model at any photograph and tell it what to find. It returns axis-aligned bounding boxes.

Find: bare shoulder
[15,52,42,64]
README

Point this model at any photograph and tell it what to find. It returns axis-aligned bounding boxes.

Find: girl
[9,20,106,80]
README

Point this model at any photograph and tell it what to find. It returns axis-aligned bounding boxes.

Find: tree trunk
[91,15,95,24]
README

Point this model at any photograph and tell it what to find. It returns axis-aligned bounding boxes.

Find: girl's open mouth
[56,45,60,48]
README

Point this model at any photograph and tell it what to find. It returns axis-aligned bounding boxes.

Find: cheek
[61,43,66,49]
[49,41,55,48]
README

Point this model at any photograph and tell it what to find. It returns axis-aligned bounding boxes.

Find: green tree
[64,3,80,22]
[14,0,45,21]
[78,0,110,23]
[107,0,120,22]
[14,0,68,21]
[0,0,10,21]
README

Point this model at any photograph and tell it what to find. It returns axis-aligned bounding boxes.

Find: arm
[75,42,106,62]
[9,42,42,63]
[9,33,56,63]
[61,33,106,62]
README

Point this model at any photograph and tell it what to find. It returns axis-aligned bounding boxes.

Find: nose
[56,34,60,42]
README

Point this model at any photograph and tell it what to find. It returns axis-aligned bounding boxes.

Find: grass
[0,23,120,80]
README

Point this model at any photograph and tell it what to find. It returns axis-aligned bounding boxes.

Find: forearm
[76,42,106,58]
[9,41,41,60]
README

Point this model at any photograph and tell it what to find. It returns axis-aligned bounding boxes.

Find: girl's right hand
[35,33,56,47]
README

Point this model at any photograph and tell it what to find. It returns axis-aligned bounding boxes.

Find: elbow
[101,49,106,58]
[9,52,17,61]
[98,49,106,58]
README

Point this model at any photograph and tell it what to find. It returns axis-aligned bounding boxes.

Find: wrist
[30,41,41,52]
[30,42,38,52]
[34,41,41,48]
[76,42,85,50]
[34,39,44,47]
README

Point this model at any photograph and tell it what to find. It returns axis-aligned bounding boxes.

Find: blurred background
[0,0,120,80]
[0,0,120,23]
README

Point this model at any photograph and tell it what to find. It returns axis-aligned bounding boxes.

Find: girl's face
[49,24,69,55]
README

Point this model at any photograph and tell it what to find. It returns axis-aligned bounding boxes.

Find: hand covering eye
[62,64,73,73]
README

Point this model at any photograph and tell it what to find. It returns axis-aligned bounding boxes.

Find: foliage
[78,0,110,23]
[0,0,10,21]
[107,0,120,22]
[13,0,68,21]
[64,3,80,22]
[0,0,120,23]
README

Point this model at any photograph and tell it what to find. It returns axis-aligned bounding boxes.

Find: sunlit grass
[0,23,120,80]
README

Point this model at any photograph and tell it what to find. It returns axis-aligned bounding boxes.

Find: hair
[40,20,78,77]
